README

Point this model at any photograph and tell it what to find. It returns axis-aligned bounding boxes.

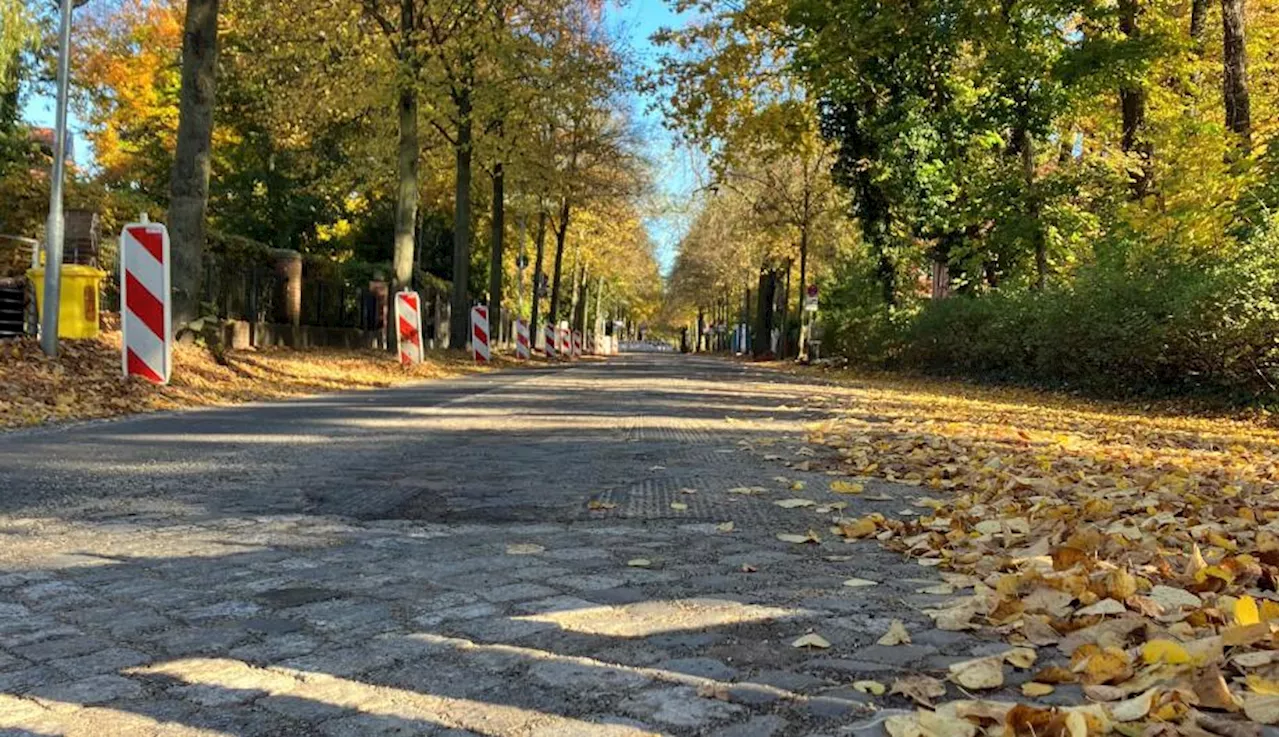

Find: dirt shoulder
[0,332,537,430]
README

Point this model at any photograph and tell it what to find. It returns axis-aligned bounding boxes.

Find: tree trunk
[167,0,220,332]
[529,207,547,349]
[1221,0,1251,152]
[1019,128,1048,288]
[573,266,588,338]
[486,160,504,338]
[753,269,775,359]
[1190,0,1209,42]
[389,79,418,349]
[547,197,570,330]
[448,88,473,350]
[794,223,808,357]
[1119,0,1152,197]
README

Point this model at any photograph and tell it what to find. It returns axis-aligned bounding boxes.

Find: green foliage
[824,221,1278,402]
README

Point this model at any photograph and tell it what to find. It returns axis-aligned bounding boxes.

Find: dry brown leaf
[776,531,821,544]
[1003,647,1038,669]
[1076,598,1127,617]
[791,633,831,649]
[891,674,948,706]
[843,577,879,588]
[716,521,735,533]
[506,543,545,555]
[948,655,1004,690]
[1242,695,1279,725]
[1022,682,1056,697]
[918,709,978,737]
[775,498,817,509]
[878,619,912,646]
[1109,688,1159,721]
[852,680,886,696]
[1191,665,1240,712]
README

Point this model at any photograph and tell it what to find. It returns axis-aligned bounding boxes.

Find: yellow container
[27,265,108,339]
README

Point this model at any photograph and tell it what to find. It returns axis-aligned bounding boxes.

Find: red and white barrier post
[572,329,582,358]
[514,318,530,359]
[120,221,171,384]
[543,323,555,359]
[471,305,490,363]
[558,322,570,358]
[395,290,424,365]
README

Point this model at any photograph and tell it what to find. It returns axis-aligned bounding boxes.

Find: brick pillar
[272,249,302,326]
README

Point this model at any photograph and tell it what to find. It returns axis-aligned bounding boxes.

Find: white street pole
[40,0,75,357]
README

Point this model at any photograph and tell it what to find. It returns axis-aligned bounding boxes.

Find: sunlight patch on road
[512,597,811,637]
[128,658,660,737]
[0,692,229,736]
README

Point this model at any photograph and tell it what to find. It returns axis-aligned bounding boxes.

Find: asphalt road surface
[0,354,1018,737]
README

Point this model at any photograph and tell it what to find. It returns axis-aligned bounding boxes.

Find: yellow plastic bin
[27,265,108,339]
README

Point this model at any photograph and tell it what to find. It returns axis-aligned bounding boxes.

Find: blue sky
[603,0,704,273]
[24,1,698,272]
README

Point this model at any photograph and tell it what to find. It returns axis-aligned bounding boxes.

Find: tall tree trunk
[752,269,775,359]
[448,87,473,350]
[573,266,588,338]
[1018,128,1048,288]
[594,276,603,342]
[1221,0,1251,152]
[486,160,504,338]
[529,207,547,350]
[389,80,418,349]
[1119,0,1152,197]
[794,218,809,357]
[1190,0,1210,42]
[168,0,220,332]
[547,197,570,331]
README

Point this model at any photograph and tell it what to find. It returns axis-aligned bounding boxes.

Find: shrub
[825,222,1278,404]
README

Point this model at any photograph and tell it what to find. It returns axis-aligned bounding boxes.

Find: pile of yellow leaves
[802,380,1279,735]
[0,333,509,429]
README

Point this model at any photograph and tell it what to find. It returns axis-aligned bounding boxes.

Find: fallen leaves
[669,502,688,511]
[843,577,879,588]
[830,480,865,494]
[789,371,1279,734]
[716,521,735,533]
[505,543,545,555]
[626,558,651,567]
[774,498,817,509]
[586,500,616,511]
[853,680,887,696]
[878,619,912,645]
[892,675,948,707]
[0,333,508,429]
[949,655,1005,690]
[790,633,831,649]
[776,530,821,544]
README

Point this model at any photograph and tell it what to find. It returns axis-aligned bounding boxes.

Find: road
[0,354,1008,737]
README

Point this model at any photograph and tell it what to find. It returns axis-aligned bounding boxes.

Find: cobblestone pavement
[0,355,1017,736]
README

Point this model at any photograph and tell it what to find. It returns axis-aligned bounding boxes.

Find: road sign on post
[804,284,819,312]
[395,290,424,365]
[120,221,172,384]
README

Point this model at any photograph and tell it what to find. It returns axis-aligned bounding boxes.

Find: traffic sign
[804,284,819,312]
[120,221,171,384]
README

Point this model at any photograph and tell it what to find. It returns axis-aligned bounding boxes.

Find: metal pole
[40,0,74,357]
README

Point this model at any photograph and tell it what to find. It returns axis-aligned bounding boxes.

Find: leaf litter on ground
[763,371,1279,734]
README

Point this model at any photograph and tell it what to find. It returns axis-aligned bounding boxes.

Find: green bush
[824,222,1278,403]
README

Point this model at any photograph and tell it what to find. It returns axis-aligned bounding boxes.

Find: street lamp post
[39,0,75,357]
